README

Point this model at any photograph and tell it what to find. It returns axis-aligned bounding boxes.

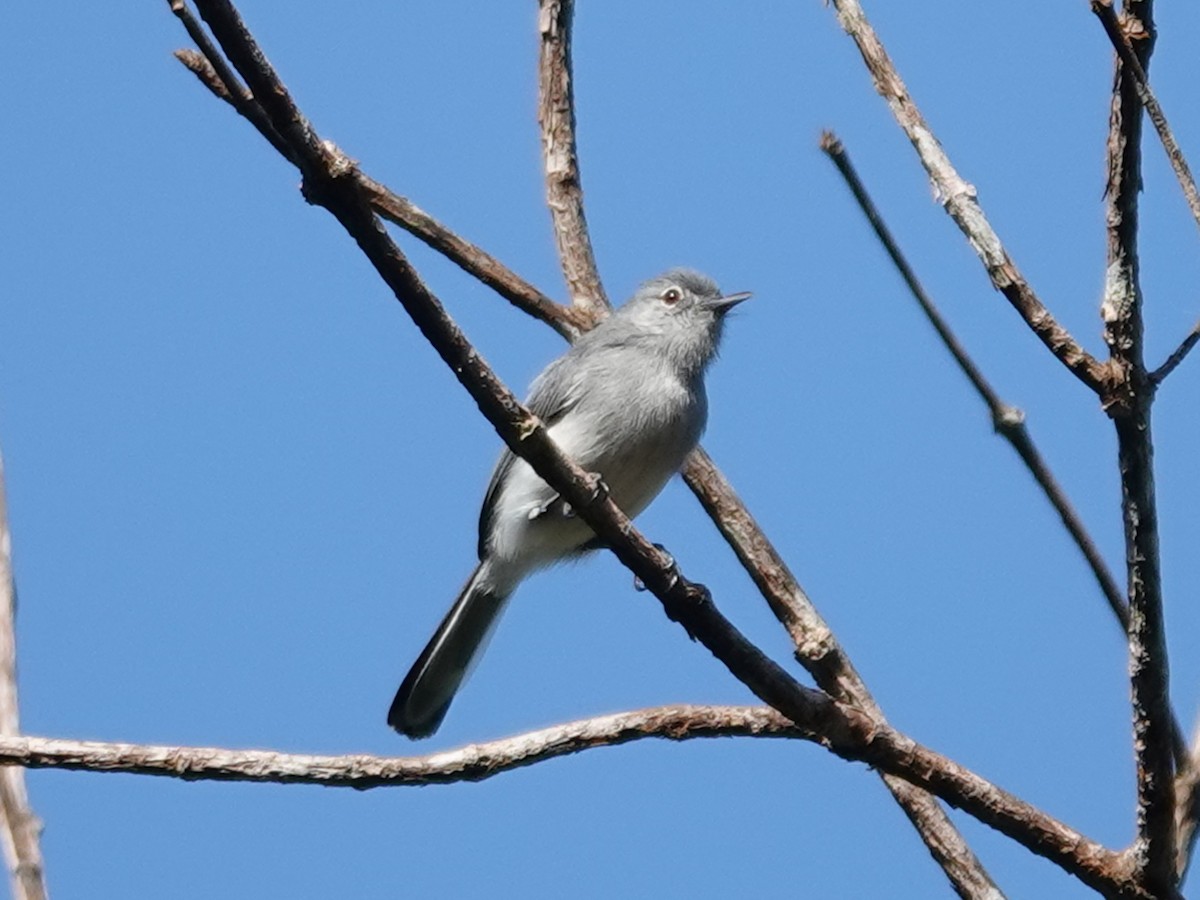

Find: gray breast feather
[478,366,705,569]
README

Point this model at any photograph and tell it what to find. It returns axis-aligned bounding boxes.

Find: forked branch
[166,1,1140,890]
[1099,0,1177,893]
[1091,0,1200,389]
[171,44,583,340]
[173,20,1001,897]
[1090,1,1200,244]
[537,0,608,318]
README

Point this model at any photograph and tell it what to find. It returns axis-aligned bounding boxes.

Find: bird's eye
[661,287,683,305]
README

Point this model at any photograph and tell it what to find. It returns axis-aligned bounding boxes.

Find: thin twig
[179,3,1137,889]
[1092,0,1200,391]
[0,707,1133,898]
[0,454,47,900]
[188,0,867,751]
[168,6,294,164]
[825,0,1110,395]
[358,175,584,338]
[1150,322,1200,385]
[173,7,1000,893]
[1173,719,1200,881]
[172,46,583,341]
[537,0,608,317]
[1091,1,1200,244]
[819,131,1129,629]
[1099,1,1177,894]
[821,130,1191,774]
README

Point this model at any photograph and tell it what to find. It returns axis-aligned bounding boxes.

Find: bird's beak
[703,291,752,314]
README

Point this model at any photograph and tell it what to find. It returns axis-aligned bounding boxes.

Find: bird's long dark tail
[388,564,510,738]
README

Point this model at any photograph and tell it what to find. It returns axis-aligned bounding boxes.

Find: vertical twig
[537,0,608,318]
[1091,0,1200,243]
[1100,2,1177,895]
[0,453,47,900]
[1173,720,1200,880]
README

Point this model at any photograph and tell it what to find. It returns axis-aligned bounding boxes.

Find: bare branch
[0,707,795,787]
[537,0,609,317]
[177,2,1126,885]
[1173,720,1200,881]
[168,5,295,164]
[358,175,584,338]
[825,0,1109,395]
[1091,0,1200,245]
[1150,322,1200,385]
[1099,1,1177,893]
[173,1,1141,891]
[0,454,47,900]
[174,6,998,892]
[0,709,1134,896]
[187,0,871,756]
[822,131,1192,780]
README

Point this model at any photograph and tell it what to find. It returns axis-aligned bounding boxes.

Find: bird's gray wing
[476,352,584,559]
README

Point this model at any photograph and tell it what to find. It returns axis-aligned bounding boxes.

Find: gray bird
[388,268,749,737]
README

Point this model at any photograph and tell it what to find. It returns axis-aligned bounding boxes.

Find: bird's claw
[528,495,558,520]
[634,543,679,592]
[583,471,609,504]
[558,473,609,519]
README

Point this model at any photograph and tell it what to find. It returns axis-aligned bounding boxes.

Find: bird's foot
[528,494,560,520]
[634,543,679,592]
[558,473,609,519]
[582,471,610,504]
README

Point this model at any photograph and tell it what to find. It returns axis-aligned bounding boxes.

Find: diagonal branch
[1091,0,1200,390]
[1149,322,1200,386]
[176,3,1138,890]
[825,0,1110,395]
[819,130,1130,633]
[821,131,1189,777]
[171,44,582,340]
[174,11,999,895]
[1099,1,1177,894]
[1091,0,1200,244]
[358,174,585,338]
[0,454,47,900]
[187,0,867,754]
[537,0,608,317]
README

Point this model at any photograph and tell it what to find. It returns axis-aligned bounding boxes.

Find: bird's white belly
[485,389,702,575]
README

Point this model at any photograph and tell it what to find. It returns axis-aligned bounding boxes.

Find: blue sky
[3,2,1200,897]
